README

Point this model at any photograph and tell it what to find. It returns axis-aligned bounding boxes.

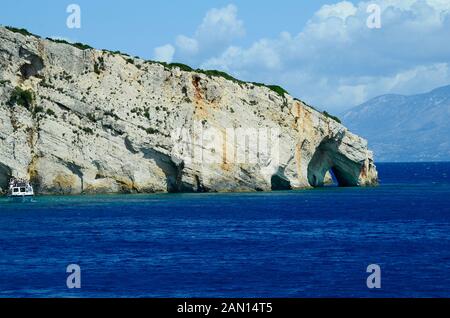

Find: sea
[0,162,449,298]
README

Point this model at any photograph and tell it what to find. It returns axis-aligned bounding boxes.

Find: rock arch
[307,138,365,187]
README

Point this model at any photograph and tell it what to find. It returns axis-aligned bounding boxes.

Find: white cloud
[315,1,358,20]
[153,44,175,63]
[175,35,199,56]
[195,4,245,48]
[157,4,245,64]
[202,39,283,72]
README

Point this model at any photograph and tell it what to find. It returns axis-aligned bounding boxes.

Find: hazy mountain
[342,85,450,162]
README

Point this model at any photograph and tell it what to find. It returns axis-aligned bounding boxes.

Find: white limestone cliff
[0,27,378,195]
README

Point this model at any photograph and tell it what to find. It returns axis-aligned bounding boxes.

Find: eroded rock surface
[0,27,378,195]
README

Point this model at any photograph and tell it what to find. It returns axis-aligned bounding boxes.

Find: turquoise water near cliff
[0,162,450,297]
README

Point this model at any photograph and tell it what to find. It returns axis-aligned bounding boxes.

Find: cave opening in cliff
[271,174,292,191]
[18,47,44,79]
[307,139,358,188]
[325,170,339,187]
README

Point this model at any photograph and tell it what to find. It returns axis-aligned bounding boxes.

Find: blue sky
[1,0,450,112]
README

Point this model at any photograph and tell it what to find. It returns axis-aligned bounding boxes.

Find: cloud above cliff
[154,4,245,64]
[154,1,450,112]
[153,44,175,63]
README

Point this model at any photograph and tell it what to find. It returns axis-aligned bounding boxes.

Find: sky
[1,0,450,113]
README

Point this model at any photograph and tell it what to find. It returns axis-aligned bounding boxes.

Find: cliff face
[0,27,378,195]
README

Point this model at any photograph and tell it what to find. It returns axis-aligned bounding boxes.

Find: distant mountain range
[342,85,450,162]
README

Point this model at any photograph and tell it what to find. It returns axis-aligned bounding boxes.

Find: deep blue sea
[1,162,450,298]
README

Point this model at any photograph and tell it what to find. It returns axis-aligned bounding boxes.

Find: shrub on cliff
[198,69,241,83]
[266,85,289,97]
[323,111,342,124]
[8,87,34,109]
[46,109,57,118]
[72,42,93,50]
[169,63,193,72]
[46,37,93,50]
[5,26,40,38]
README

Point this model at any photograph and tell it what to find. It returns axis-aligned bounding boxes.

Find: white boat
[7,178,34,198]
